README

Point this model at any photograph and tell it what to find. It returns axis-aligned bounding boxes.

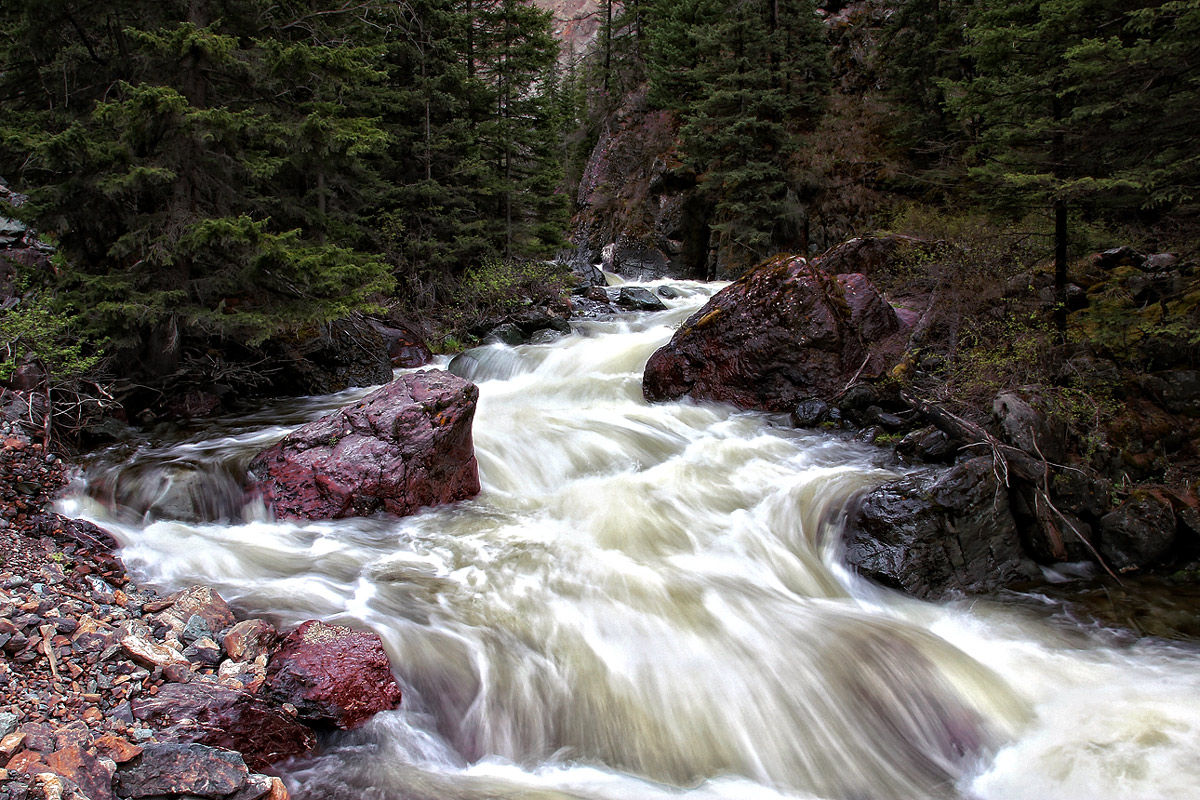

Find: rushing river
[66,280,1200,800]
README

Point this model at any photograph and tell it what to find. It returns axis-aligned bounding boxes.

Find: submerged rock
[643,256,908,411]
[248,370,481,520]
[266,620,402,730]
[844,457,1039,598]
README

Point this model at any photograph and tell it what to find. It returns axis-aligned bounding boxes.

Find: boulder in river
[843,457,1040,598]
[266,620,402,730]
[643,256,908,411]
[248,370,481,520]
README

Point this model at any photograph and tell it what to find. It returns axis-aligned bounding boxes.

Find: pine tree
[0,0,395,379]
[650,0,829,274]
[949,0,1136,331]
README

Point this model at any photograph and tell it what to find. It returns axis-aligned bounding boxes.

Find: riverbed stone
[248,370,481,520]
[266,620,402,730]
[844,457,1039,598]
[114,743,249,799]
[643,257,908,411]
[223,619,278,663]
[132,680,315,770]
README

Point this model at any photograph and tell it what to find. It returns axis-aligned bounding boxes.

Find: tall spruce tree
[949,0,1143,331]
[649,0,829,274]
[0,0,394,379]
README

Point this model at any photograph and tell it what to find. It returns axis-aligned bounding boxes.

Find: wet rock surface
[0,414,404,800]
[265,621,402,730]
[643,255,908,411]
[844,457,1040,598]
[248,370,481,520]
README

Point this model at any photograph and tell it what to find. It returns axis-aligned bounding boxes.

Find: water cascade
[67,281,1200,800]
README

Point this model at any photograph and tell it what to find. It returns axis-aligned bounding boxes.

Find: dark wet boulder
[992,390,1066,463]
[260,314,393,396]
[266,620,402,730]
[895,427,958,464]
[1099,492,1178,571]
[844,457,1039,598]
[370,320,433,368]
[644,257,908,411]
[484,322,527,346]
[132,681,315,770]
[617,286,669,311]
[791,398,832,428]
[248,370,480,520]
[814,233,944,279]
[115,743,253,799]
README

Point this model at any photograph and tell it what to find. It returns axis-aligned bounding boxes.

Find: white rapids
[65,280,1200,800]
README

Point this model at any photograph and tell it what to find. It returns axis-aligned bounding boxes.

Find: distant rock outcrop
[249,370,481,520]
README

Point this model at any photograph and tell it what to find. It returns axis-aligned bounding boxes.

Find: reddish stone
[6,749,48,774]
[223,619,278,663]
[114,743,249,799]
[248,371,480,520]
[44,745,116,800]
[643,257,909,412]
[166,586,236,633]
[266,620,402,730]
[93,735,143,764]
[132,680,315,771]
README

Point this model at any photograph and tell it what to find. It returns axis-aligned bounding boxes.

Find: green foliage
[0,292,101,384]
[460,258,573,312]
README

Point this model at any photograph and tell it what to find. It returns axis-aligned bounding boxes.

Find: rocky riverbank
[0,415,403,800]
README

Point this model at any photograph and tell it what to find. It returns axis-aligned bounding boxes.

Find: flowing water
[66,281,1200,800]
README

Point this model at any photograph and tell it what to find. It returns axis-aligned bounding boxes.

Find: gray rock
[115,743,249,799]
[0,711,17,738]
[484,323,526,346]
[992,390,1066,463]
[616,286,668,311]
[844,457,1039,598]
[1099,493,1177,571]
[791,398,831,428]
[895,427,958,464]
[181,614,214,646]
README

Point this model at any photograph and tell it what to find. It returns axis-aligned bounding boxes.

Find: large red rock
[248,370,480,520]
[132,680,316,771]
[266,620,402,730]
[643,256,909,411]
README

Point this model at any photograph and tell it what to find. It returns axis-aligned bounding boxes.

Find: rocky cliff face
[532,0,604,63]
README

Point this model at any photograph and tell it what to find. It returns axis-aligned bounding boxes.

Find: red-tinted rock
[266,620,402,730]
[248,371,480,520]
[643,257,908,411]
[44,745,116,800]
[370,321,433,368]
[132,680,315,771]
[223,619,278,663]
[114,743,249,799]
[159,585,237,635]
[814,233,944,278]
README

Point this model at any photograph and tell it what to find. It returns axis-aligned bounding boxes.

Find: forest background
[1,0,1198,436]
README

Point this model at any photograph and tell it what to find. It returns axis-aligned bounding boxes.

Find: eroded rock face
[266,620,402,730]
[248,370,481,520]
[132,680,315,771]
[643,257,907,411]
[844,457,1040,598]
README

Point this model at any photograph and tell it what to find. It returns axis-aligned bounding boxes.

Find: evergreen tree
[469,0,568,259]
[0,0,395,379]
[949,0,1136,331]
[649,0,829,274]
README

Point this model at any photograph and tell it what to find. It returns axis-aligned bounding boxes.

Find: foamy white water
[68,279,1200,800]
